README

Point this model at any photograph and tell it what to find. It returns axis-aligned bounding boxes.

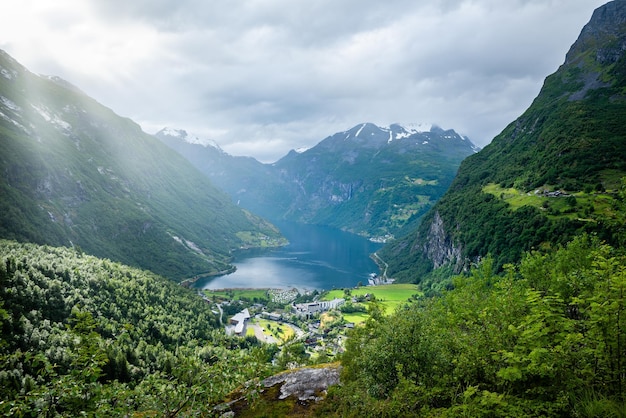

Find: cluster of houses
[227,296,352,337]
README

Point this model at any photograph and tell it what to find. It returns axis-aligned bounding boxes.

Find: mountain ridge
[156,122,479,240]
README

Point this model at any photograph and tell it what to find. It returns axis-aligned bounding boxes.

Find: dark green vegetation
[319,236,626,417]
[4,2,626,417]
[382,1,626,284]
[0,50,285,281]
[0,240,278,416]
[157,124,478,239]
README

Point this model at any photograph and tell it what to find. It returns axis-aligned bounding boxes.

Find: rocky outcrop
[217,364,341,417]
[566,0,626,66]
[261,365,341,402]
[421,211,464,270]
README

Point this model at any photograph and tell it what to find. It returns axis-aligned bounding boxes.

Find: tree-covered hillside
[381,1,626,283]
[0,240,277,416]
[0,50,285,281]
[319,235,626,417]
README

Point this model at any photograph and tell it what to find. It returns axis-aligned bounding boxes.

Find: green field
[252,318,294,344]
[483,183,623,222]
[341,312,369,324]
[323,284,421,320]
[203,288,270,302]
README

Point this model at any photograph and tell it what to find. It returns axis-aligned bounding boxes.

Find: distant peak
[388,122,433,133]
[157,127,223,150]
[345,122,433,139]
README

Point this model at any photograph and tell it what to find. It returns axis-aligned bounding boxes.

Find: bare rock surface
[261,365,341,401]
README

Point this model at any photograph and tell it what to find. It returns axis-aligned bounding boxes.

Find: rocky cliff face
[421,211,464,270]
[566,1,626,67]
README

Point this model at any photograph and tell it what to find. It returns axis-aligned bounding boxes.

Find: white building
[230,308,251,335]
[293,298,345,317]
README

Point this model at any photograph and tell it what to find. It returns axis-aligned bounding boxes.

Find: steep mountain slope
[273,123,479,238]
[157,123,478,239]
[382,0,626,283]
[0,50,284,281]
[155,128,292,221]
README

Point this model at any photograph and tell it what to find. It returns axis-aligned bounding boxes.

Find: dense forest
[320,235,626,417]
[0,240,279,416]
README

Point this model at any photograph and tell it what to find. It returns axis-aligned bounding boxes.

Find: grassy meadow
[323,283,421,322]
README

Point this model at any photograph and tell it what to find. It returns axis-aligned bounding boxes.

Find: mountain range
[0,50,285,281]
[2,1,626,416]
[156,122,479,240]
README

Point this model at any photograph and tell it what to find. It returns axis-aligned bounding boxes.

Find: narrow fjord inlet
[193,222,383,290]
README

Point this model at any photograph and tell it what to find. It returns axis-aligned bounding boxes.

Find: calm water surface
[193,222,383,291]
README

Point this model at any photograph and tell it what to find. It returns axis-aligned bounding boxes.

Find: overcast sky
[0,0,608,162]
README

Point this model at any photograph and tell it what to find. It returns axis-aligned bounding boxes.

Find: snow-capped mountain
[157,121,479,239]
[329,122,479,150]
[157,127,223,150]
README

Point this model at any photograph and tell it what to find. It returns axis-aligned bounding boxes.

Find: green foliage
[326,236,626,416]
[0,240,278,416]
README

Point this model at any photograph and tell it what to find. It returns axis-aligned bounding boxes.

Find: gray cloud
[0,0,608,162]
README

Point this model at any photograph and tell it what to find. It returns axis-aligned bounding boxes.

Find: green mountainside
[381,1,626,284]
[155,128,293,227]
[4,3,626,417]
[0,50,284,281]
[157,123,478,240]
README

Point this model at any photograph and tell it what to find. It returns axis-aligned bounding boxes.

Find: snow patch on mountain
[1,96,21,112]
[31,104,72,131]
[387,123,433,141]
[395,123,433,133]
[355,123,367,137]
[159,127,223,150]
[1,67,17,80]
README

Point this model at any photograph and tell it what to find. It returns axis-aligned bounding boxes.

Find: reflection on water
[193,222,383,290]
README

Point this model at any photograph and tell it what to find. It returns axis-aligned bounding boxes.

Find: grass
[341,312,369,324]
[482,183,623,222]
[322,284,421,321]
[203,288,270,302]
[254,318,295,344]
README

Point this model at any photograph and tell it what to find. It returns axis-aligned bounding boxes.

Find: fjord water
[193,222,383,290]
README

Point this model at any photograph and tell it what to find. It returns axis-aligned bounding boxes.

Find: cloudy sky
[0,0,608,162]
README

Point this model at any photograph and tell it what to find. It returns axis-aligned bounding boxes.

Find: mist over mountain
[2,2,626,416]
[0,50,284,281]
[156,123,478,240]
[381,0,626,284]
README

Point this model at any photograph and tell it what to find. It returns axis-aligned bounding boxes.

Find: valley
[191,221,382,291]
[2,1,626,416]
